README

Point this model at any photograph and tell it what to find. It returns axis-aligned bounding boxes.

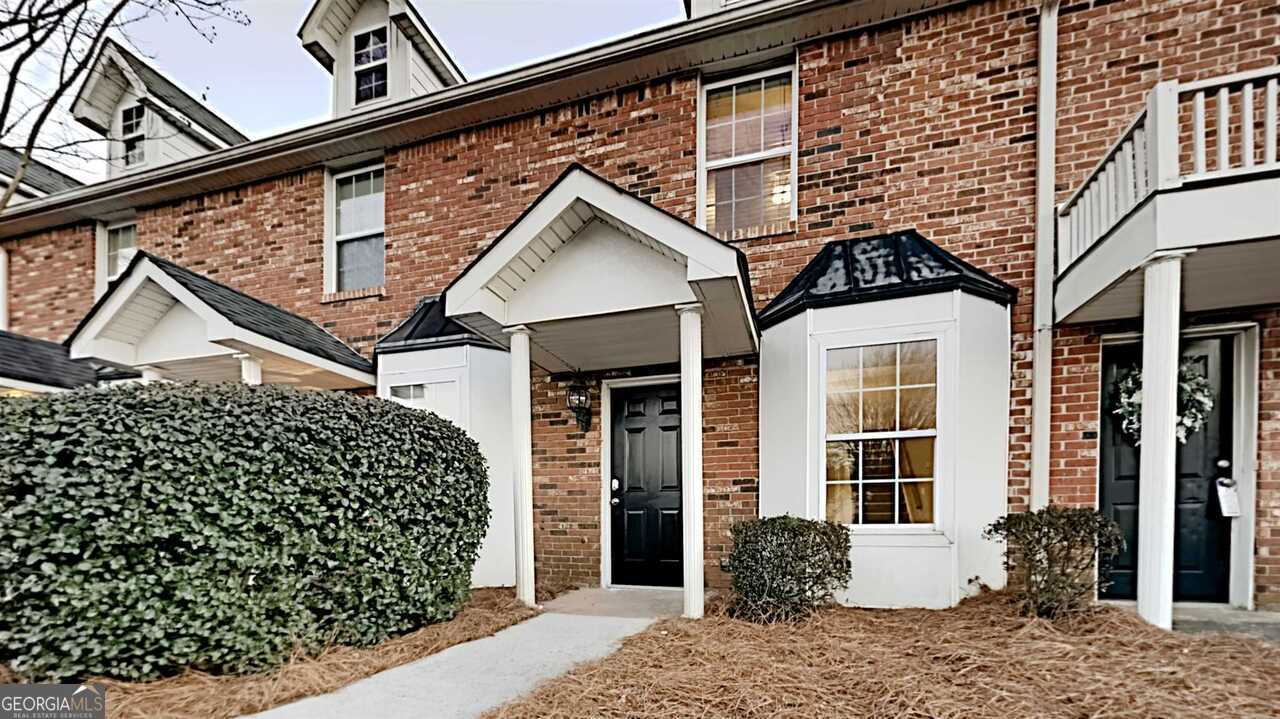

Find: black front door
[1099,337,1233,602]
[610,385,682,587]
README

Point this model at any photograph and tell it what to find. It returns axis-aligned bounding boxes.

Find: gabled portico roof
[445,164,758,372]
[68,252,373,388]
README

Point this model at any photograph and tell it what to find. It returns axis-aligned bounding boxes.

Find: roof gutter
[0,0,965,240]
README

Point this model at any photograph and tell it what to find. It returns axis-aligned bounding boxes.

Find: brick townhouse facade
[1,0,1278,626]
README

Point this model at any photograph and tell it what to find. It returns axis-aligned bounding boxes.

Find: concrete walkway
[247,588,672,719]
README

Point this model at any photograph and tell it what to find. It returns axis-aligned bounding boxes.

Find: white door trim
[1098,322,1259,610]
[599,373,680,589]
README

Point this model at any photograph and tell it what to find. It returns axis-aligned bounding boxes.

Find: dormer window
[353,27,388,105]
[121,105,145,166]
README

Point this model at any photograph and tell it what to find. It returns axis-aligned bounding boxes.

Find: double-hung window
[701,68,794,240]
[105,223,137,279]
[332,166,385,292]
[353,27,388,105]
[121,105,145,167]
[824,340,938,525]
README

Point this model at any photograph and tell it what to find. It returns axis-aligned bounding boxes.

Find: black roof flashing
[375,296,500,354]
[758,229,1018,329]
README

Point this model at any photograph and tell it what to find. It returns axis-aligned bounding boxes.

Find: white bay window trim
[696,61,799,240]
[812,320,956,541]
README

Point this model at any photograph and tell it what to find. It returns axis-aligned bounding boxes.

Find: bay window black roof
[757,229,1018,329]
[375,295,500,354]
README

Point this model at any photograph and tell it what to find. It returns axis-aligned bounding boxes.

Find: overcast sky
[125,0,686,139]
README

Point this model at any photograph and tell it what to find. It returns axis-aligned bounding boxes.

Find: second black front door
[610,385,682,587]
[1099,337,1233,602]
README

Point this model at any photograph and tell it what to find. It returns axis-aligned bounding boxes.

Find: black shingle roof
[0,146,84,196]
[68,252,372,374]
[144,254,372,372]
[758,229,1018,329]
[108,40,249,147]
[375,295,499,354]
[0,329,98,389]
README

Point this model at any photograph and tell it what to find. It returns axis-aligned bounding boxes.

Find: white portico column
[1136,252,1186,629]
[677,303,705,619]
[505,325,536,607]
[234,353,263,385]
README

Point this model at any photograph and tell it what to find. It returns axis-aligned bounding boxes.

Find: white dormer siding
[71,39,250,179]
[299,0,464,118]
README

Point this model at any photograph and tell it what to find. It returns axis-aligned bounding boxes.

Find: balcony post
[1145,81,1182,191]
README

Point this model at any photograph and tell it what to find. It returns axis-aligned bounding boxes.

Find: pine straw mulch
[487,592,1280,719]
[1,588,536,719]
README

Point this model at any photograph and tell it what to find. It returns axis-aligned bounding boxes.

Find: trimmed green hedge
[0,382,489,681]
[724,516,851,622]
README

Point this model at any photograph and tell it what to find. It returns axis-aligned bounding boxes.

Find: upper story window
[332,165,385,292]
[106,223,137,279]
[701,68,794,241]
[824,340,938,526]
[354,27,389,105]
[121,105,145,166]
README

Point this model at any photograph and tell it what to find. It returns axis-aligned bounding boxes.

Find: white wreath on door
[1113,360,1214,446]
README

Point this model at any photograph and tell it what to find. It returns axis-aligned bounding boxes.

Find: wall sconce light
[566,377,591,432]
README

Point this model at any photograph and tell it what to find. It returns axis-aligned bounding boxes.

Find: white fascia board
[1,376,71,393]
[220,326,375,386]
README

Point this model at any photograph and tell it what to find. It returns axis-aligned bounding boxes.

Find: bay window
[701,68,794,240]
[824,339,938,525]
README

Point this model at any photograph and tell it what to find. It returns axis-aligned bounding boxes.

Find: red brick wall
[2,223,95,341]
[1257,309,1280,608]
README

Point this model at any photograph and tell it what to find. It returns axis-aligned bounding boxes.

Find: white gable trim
[446,167,755,351]
[69,257,374,385]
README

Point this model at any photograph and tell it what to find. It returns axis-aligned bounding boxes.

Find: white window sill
[846,527,952,548]
[322,286,385,304]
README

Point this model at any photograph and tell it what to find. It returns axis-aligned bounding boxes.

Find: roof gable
[298,0,464,84]
[757,229,1019,328]
[71,39,249,147]
[68,252,372,378]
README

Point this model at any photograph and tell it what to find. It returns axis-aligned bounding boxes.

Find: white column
[234,353,263,385]
[505,325,536,607]
[677,303,704,619]
[1136,252,1185,629]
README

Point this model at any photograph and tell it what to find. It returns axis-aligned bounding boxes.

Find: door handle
[610,497,620,506]
[1216,477,1236,488]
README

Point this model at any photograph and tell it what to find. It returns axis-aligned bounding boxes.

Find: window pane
[826,348,860,434]
[762,76,791,151]
[706,86,733,123]
[900,387,936,431]
[355,28,387,65]
[862,344,897,388]
[336,169,385,236]
[734,116,762,155]
[356,65,387,103]
[862,483,895,524]
[337,234,385,291]
[862,439,893,479]
[899,481,934,524]
[826,483,858,524]
[735,80,762,119]
[762,156,791,229]
[107,225,136,278]
[124,137,144,166]
[391,385,418,400]
[900,340,937,385]
[122,105,144,135]
[825,441,858,482]
[899,437,934,479]
[862,389,895,432]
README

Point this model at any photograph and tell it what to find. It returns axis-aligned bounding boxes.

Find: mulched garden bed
[488,591,1280,719]
[2,588,536,719]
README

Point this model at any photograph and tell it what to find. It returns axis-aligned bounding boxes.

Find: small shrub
[723,516,851,622]
[0,382,490,681]
[984,506,1124,618]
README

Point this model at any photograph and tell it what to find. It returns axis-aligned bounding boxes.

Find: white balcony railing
[1057,66,1280,272]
